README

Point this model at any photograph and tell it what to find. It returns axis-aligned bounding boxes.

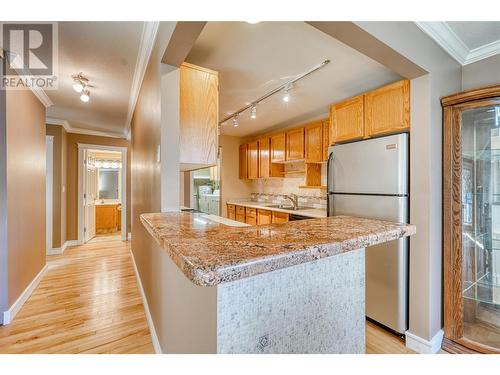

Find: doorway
[77,144,127,244]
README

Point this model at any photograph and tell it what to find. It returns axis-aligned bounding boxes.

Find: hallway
[0,240,153,354]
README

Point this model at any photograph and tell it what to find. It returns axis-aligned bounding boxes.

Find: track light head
[250,104,257,119]
[283,83,293,103]
[80,89,90,103]
[233,115,239,127]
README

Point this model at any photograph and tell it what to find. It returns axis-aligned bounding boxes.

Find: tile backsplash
[249,162,327,209]
[250,191,327,210]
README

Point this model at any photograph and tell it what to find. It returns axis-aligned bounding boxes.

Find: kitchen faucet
[283,193,299,210]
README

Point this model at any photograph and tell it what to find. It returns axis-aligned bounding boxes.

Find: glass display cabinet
[442,85,500,353]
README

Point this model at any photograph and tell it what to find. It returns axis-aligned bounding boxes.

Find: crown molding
[124,21,160,138]
[46,117,126,139]
[46,117,71,132]
[467,39,500,65]
[31,87,54,108]
[415,22,500,66]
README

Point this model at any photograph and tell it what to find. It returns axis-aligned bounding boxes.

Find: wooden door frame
[441,84,500,354]
[77,143,128,244]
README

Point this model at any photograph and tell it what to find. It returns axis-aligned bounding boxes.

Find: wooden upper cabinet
[270,133,286,163]
[258,138,270,178]
[179,62,219,171]
[330,95,364,144]
[365,79,410,137]
[322,119,330,161]
[247,141,259,179]
[305,121,323,163]
[239,144,248,179]
[286,127,305,161]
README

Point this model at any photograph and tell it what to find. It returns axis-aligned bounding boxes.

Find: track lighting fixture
[80,89,90,103]
[250,104,257,119]
[219,60,330,128]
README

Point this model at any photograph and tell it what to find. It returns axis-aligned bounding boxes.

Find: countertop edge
[140,213,415,287]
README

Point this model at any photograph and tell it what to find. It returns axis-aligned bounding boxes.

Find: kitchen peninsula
[141,212,415,354]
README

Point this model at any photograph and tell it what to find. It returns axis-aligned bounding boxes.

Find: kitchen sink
[264,204,314,211]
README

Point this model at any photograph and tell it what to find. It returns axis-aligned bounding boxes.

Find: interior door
[83,150,96,242]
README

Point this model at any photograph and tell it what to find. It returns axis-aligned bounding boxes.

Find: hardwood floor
[0,239,154,354]
[366,321,415,354]
[0,238,415,354]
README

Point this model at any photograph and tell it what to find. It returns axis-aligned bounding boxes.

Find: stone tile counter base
[217,249,365,354]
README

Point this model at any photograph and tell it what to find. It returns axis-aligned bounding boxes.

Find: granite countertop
[226,200,327,218]
[140,212,416,287]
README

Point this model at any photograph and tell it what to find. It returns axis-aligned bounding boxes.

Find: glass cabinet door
[461,104,500,350]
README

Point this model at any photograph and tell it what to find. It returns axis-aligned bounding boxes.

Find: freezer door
[330,193,409,334]
[329,133,408,195]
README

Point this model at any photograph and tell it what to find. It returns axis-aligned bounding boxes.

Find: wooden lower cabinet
[96,204,120,234]
[257,209,272,225]
[227,204,235,220]
[272,211,289,224]
[245,207,257,225]
[229,205,288,226]
[235,205,246,223]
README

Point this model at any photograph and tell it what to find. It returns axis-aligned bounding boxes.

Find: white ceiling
[186,22,401,137]
[416,22,500,66]
[46,22,144,137]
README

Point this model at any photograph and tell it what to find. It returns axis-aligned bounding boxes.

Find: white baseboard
[2,264,48,325]
[46,240,79,256]
[405,329,444,354]
[129,249,162,354]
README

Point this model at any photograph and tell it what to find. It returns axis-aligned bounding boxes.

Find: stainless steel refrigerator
[327,133,409,334]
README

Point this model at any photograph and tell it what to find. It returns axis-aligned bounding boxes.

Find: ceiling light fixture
[250,104,257,119]
[219,60,330,128]
[72,73,89,93]
[246,21,261,24]
[80,89,90,103]
[282,83,293,103]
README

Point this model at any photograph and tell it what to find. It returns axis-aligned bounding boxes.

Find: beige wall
[6,88,47,307]
[462,54,500,91]
[46,124,66,248]
[0,62,7,318]
[65,133,131,240]
[130,22,177,352]
[219,135,252,217]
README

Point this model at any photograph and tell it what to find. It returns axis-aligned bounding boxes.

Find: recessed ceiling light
[80,89,90,103]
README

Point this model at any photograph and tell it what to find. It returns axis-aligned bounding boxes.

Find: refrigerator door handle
[326,151,334,217]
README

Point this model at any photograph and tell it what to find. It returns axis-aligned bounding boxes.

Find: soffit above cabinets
[415,21,500,66]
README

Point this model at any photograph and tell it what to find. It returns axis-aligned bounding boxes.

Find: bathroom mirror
[98,169,120,200]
